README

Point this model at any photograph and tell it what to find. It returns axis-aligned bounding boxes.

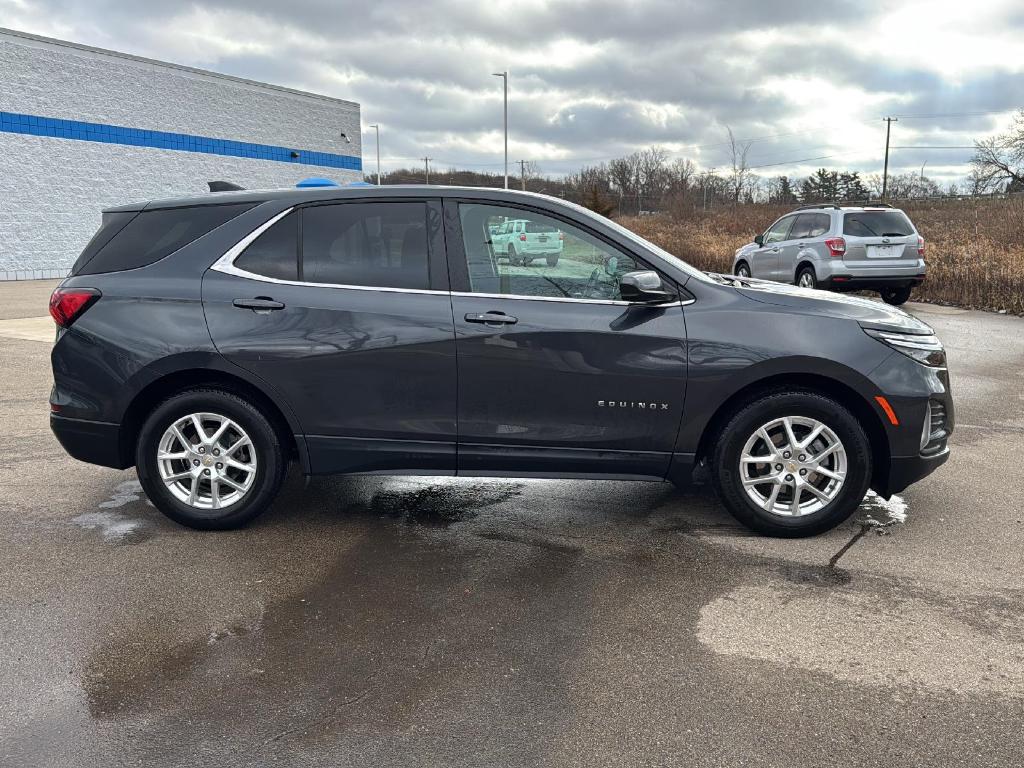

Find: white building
[0,28,362,280]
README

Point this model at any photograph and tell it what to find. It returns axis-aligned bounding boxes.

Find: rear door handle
[233,297,285,312]
[465,311,518,325]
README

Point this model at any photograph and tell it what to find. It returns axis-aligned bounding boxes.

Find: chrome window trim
[211,207,695,307]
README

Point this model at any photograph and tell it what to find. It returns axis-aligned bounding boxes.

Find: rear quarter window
[234,212,299,280]
[843,211,915,237]
[76,202,256,275]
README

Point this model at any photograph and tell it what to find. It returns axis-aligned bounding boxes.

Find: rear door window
[77,202,256,275]
[843,211,915,237]
[301,202,430,289]
[790,213,831,239]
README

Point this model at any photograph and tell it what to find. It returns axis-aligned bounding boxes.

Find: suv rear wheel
[735,262,750,278]
[710,391,871,537]
[135,388,287,530]
[880,285,913,306]
[508,245,522,266]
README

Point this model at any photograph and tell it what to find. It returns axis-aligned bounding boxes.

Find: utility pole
[422,157,431,184]
[519,159,527,191]
[492,71,508,189]
[369,124,381,185]
[881,117,897,200]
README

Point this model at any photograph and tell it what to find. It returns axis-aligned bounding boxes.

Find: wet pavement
[2,281,1023,767]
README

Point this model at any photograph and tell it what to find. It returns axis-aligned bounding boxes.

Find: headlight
[864,328,946,367]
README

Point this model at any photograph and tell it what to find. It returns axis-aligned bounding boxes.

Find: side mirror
[619,270,673,303]
[754,233,765,247]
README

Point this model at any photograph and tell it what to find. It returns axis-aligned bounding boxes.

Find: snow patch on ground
[73,479,153,543]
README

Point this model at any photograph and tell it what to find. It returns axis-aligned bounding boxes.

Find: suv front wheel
[796,266,817,289]
[135,388,287,530]
[711,391,872,537]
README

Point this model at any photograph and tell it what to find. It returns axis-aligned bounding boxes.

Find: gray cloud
[3,0,1023,184]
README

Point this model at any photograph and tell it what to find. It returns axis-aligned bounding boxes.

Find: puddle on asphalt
[359,480,523,527]
[73,479,154,544]
[778,562,853,587]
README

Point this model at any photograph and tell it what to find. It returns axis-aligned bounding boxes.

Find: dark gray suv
[49,186,952,537]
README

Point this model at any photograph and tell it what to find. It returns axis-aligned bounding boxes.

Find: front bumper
[877,448,950,497]
[50,414,130,469]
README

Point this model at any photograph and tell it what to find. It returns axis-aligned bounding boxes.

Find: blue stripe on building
[0,110,361,171]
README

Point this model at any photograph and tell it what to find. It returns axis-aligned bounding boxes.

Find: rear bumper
[822,273,926,292]
[876,447,949,497]
[50,414,130,469]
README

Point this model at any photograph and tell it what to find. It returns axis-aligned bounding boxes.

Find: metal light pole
[493,71,508,189]
[369,124,381,185]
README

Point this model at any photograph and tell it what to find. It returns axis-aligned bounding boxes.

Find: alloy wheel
[738,416,847,517]
[798,271,815,288]
[157,412,257,510]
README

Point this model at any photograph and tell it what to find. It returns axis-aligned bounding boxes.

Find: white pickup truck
[491,218,563,266]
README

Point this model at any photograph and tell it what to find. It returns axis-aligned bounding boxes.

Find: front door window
[458,203,643,301]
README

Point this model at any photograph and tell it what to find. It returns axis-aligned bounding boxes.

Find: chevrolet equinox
[49,186,953,537]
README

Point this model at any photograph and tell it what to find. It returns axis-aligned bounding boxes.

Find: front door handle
[465,311,518,325]
[233,297,285,312]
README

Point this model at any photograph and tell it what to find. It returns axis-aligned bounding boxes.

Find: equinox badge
[597,400,669,410]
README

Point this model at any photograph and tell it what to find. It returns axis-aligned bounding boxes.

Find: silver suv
[732,204,926,305]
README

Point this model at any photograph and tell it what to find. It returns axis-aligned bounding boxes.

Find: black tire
[880,286,912,305]
[135,388,287,530]
[710,391,872,537]
[796,266,817,289]
[508,246,521,266]
[546,253,559,267]
[735,261,750,278]
[523,256,533,266]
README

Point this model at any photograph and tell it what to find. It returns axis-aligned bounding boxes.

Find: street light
[369,124,381,185]
[492,71,508,189]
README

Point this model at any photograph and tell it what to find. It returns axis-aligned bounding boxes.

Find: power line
[748,154,837,170]
[888,109,1015,119]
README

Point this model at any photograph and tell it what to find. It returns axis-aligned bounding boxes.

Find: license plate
[868,245,900,259]
[538,236,548,242]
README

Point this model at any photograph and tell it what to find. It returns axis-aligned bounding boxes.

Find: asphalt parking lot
[2,279,1023,767]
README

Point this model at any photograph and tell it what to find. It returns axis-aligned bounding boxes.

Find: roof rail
[861,201,894,208]
[795,203,841,211]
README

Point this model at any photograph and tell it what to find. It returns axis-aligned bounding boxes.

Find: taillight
[519,234,527,241]
[49,287,100,328]
[917,236,925,256]
[825,237,846,257]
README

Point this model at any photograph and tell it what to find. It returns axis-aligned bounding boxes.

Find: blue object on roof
[346,181,374,186]
[296,177,340,188]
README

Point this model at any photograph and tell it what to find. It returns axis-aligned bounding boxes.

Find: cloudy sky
[4,0,1024,185]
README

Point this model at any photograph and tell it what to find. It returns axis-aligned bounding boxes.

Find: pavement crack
[828,526,869,568]
[260,674,380,749]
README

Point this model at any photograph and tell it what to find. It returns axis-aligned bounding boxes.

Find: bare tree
[667,158,696,197]
[970,110,1024,193]
[726,126,753,203]
[636,147,670,209]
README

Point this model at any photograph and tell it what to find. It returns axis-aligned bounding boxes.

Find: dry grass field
[621,197,1024,314]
